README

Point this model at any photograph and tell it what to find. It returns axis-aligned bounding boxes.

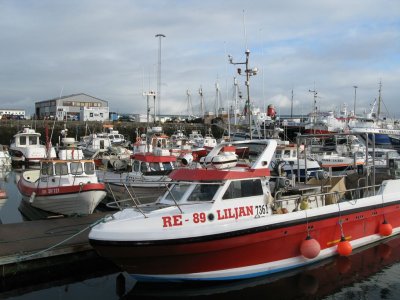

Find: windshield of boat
[163,183,219,203]
[164,183,191,202]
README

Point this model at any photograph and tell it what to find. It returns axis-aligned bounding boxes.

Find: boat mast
[233,77,239,126]
[290,88,294,118]
[377,80,382,119]
[155,34,165,118]
[186,89,193,121]
[228,49,258,139]
[309,88,318,134]
[143,91,156,128]
[198,86,205,118]
[353,85,358,116]
[214,81,221,116]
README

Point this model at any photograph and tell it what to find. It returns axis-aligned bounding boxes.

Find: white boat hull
[21,190,106,215]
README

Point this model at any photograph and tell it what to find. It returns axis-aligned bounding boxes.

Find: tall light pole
[353,85,358,116]
[155,34,165,119]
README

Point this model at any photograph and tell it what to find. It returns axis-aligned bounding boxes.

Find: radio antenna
[242,10,248,50]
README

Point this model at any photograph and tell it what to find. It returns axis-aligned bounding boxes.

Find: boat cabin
[159,177,267,205]
[131,153,176,176]
[12,128,41,147]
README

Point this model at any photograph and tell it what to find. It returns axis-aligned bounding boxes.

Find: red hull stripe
[18,181,105,197]
[170,168,271,181]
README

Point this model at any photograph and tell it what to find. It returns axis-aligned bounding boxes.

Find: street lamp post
[353,85,358,116]
[155,34,166,120]
[228,49,258,139]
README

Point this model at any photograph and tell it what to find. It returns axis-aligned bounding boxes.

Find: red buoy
[337,237,352,256]
[300,236,321,259]
[379,221,393,236]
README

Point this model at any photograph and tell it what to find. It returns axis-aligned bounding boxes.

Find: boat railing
[273,183,382,212]
[105,180,222,216]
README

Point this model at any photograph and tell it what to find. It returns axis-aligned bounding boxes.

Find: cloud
[0,0,399,118]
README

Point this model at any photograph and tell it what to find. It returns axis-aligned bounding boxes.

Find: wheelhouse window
[164,183,191,202]
[41,162,54,175]
[187,184,219,202]
[29,136,38,145]
[283,150,291,158]
[223,179,263,200]
[133,160,140,172]
[149,162,161,171]
[55,162,68,175]
[84,162,94,175]
[140,162,148,173]
[20,136,27,145]
[162,162,173,171]
[84,162,95,174]
[70,162,83,175]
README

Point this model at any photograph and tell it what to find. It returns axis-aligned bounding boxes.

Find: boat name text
[162,205,259,228]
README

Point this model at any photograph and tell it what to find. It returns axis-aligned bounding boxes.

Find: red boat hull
[90,202,400,279]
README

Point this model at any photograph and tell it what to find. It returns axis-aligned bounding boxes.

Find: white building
[35,93,108,121]
[0,109,25,119]
[132,114,154,123]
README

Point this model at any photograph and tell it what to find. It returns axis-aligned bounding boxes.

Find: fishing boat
[101,146,132,170]
[97,148,177,205]
[102,124,127,145]
[57,138,85,160]
[17,159,107,215]
[317,151,366,171]
[272,143,321,180]
[80,133,112,158]
[89,138,400,282]
[9,127,56,164]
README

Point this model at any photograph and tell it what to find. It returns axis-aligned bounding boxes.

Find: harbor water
[1,169,400,299]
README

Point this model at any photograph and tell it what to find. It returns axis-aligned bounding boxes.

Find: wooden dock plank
[0,212,109,266]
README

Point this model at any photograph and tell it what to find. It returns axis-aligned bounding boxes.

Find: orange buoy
[379,221,393,236]
[337,237,352,256]
[300,236,321,259]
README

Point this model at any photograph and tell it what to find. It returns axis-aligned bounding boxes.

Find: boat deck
[0,212,109,276]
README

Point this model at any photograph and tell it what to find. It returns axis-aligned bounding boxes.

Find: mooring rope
[16,215,113,262]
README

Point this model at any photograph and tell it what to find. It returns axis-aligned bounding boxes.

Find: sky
[0,0,399,117]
